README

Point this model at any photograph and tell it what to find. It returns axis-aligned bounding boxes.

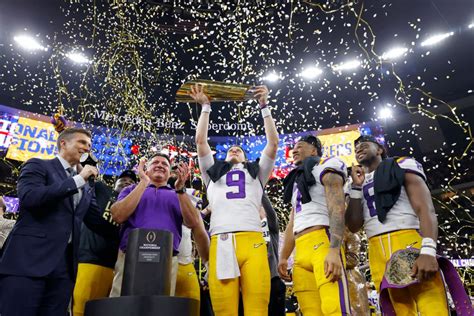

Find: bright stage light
[13,35,47,51]
[67,52,91,64]
[332,59,360,71]
[300,66,323,79]
[381,47,408,60]
[469,23,474,29]
[378,107,393,120]
[263,72,281,82]
[420,32,454,47]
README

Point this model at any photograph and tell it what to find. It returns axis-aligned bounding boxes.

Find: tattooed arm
[322,171,346,282]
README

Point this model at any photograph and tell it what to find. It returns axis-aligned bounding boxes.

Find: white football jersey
[177,188,202,264]
[292,157,348,234]
[177,225,193,264]
[362,157,425,238]
[199,153,275,235]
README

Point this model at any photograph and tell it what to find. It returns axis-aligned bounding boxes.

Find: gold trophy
[176,80,256,103]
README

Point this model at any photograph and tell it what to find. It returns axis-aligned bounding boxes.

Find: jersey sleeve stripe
[405,169,427,181]
[396,157,409,164]
[319,156,335,165]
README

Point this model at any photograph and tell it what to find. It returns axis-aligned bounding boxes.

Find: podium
[85,229,199,316]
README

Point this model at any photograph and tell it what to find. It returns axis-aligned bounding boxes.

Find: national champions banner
[6,117,58,161]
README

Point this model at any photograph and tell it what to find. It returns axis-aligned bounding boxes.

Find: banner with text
[318,129,361,166]
[6,117,58,161]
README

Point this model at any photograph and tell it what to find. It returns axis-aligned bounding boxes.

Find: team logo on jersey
[254,243,264,248]
[220,233,229,241]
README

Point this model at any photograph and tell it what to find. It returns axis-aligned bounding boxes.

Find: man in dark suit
[0,127,113,316]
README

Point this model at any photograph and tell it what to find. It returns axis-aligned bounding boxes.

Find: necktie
[66,167,81,208]
[67,167,77,177]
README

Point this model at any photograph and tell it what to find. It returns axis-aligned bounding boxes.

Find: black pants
[269,277,286,316]
[0,275,74,316]
[238,276,286,316]
[0,244,74,316]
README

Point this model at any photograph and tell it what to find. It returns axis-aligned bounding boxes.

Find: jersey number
[363,182,377,217]
[295,189,302,213]
[226,170,246,199]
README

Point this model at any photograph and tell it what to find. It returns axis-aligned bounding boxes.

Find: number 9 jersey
[362,157,426,238]
[198,153,275,235]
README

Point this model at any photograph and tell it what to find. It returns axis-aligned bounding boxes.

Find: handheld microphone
[80,152,99,187]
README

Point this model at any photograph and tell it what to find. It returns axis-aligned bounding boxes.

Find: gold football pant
[368,229,449,316]
[72,263,114,316]
[293,229,351,316]
[175,262,201,307]
[208,232,270,316]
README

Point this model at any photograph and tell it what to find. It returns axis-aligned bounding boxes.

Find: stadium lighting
[381,47,408,60]
[378,107,393,120]
[420,32,454,47]
[67,52,91,64]
[263,72,281,82]
[13,35,47,52]
[300,66,323,79]
[332,59,360,71]
[469,23,474,29]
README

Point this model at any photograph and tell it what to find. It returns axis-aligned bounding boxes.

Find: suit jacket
[0,157,115,279]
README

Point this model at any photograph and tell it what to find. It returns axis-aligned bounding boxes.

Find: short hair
[118,170,138,183]
[147,153,171,166]
[297,135,322,157]
[354,135,388,158]
[57,128,92,150]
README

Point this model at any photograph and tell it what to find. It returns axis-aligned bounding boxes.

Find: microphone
[80,152,99,187]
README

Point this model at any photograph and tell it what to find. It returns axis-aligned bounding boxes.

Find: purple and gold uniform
[292,157,351,316]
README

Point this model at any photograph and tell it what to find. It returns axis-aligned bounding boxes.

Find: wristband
[261,107,271,118]
[421,237,437,248]
[349,188,363,199]
[175,187,186,194]
[420,246,437,257]
[202,103,211,113]
[259,102,268,109]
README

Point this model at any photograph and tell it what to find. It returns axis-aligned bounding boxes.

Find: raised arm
[345,164,365,233]
[174,162,200,229]
[254,86,278,160]
[190,84,212,158]
[322,172,346,282]
[405,172,439,282]
[111,158,149,224]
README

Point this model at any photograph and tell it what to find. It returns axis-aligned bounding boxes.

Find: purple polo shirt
[118,184,183,253]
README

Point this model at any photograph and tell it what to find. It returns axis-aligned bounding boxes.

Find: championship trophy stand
[84,229,199,316]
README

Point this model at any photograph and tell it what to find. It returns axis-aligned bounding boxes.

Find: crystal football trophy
[176,80,256,103]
